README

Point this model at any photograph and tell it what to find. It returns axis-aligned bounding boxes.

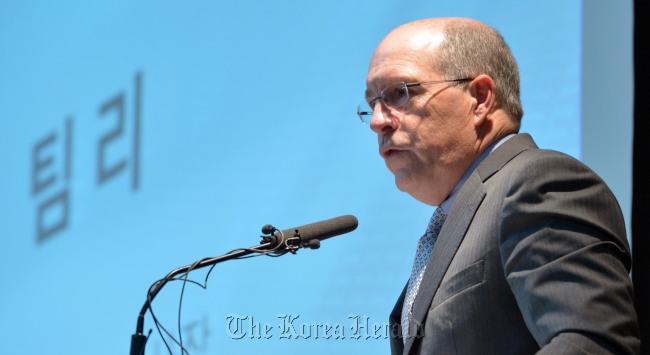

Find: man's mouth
[380,147,400,158]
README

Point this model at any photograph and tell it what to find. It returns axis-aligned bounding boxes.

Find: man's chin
[394,172,445,206]
[393,171,415,193]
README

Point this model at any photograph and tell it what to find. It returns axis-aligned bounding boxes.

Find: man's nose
[369,102,398,134]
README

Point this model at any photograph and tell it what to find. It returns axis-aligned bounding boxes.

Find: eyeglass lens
[357,82,410,123]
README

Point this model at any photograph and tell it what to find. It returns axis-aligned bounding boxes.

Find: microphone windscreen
[281,215,358,244]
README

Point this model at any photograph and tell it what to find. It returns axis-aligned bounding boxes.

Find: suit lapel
[476,133,537,180]
[403,172,486,354]
[402,133,536,355]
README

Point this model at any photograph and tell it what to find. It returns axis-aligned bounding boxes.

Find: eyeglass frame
[356,78,474,123]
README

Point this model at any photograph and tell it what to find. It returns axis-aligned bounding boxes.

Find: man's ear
[469,74,496,126]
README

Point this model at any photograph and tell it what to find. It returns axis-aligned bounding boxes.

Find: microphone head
[295,215,358,241]
[263,215,358,253]
[261,224,276,235]
[282,215,358,245]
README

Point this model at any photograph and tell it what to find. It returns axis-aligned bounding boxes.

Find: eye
[368,97,379,108]
[382,83,408,107]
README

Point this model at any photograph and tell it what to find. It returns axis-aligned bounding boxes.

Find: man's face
[366,33,478,206]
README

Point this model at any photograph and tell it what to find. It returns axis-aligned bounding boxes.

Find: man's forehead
[366,31,444,89]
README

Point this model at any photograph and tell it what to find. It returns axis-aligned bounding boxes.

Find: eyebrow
[365,75,414,100]
[364,88,376,102]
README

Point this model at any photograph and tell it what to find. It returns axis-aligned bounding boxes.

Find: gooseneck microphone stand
[129,214,358,355]
[129,232,306,355]
[130,240,278,355]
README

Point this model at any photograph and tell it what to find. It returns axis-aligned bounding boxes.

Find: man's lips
[380,146,402,158]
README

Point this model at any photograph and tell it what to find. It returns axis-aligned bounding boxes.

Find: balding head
[364,18,522,205]
[371,18,523,123]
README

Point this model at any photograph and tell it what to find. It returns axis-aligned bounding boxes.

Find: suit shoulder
[506,148,606,185]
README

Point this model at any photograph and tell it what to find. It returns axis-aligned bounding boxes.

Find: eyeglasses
[356,78,474,124]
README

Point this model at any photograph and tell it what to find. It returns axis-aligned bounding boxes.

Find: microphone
[261,215,358,254]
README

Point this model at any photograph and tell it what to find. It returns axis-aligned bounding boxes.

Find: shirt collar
[440,134,515,213]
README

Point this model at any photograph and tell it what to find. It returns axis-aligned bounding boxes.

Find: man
[358,18,640,354]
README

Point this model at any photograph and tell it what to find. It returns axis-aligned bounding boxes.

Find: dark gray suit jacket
[389,134,639,354]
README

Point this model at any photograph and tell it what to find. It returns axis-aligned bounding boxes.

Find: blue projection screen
[1,1,624,354]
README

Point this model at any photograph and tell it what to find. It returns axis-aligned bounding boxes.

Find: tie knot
[426,208,447,236]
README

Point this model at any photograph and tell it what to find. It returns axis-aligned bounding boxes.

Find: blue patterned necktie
[401,208,447,341]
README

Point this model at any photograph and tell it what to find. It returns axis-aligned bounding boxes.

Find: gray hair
[435,22,523,122]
